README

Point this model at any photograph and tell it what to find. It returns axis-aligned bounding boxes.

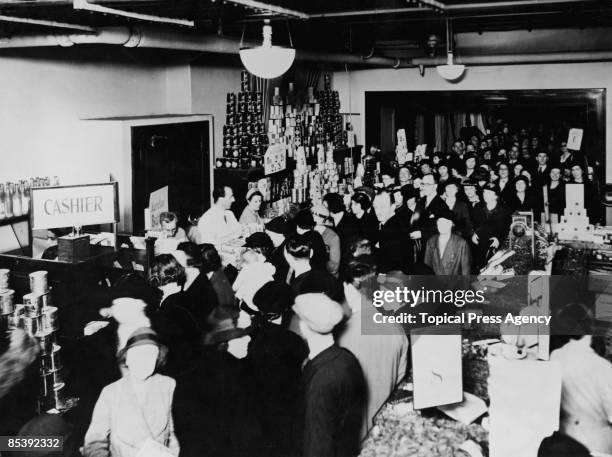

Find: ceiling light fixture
[239,19,295,79]
[436,19,465,81]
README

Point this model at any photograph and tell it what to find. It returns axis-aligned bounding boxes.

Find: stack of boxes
[557,184,595,241]
[217,71,268,170]
[5,270,65,413]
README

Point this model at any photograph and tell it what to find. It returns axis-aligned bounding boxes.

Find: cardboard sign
[488,356,561,457]
[31,182,118,230]
[149,186,169,231]
[410,325,463,409]
[264,144,287,175]
[567,128,583,151]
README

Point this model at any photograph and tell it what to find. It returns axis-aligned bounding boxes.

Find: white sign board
[567,128,583,151]
[410,326,463,409]
[31,183,118,230]
[264,144,287,175]
[149,186,169,230]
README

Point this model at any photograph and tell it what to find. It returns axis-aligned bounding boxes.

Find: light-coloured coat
[83,374,179,457]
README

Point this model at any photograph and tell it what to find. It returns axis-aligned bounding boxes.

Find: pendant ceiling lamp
[240,19,296,79]
[436,19,465,82]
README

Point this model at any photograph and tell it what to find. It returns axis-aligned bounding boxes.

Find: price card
[264,144,287,175]
[567,128,583,151]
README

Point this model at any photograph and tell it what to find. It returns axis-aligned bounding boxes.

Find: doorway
[131,120,211,233]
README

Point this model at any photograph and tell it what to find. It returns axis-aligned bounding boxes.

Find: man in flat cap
[293,293,365,457]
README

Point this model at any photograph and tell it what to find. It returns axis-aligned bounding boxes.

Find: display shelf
[0,214,29,226]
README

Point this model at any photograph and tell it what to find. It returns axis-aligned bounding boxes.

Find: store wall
[0,51,239,242]
[333,62,612,182]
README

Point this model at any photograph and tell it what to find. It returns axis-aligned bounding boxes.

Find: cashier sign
[31,182,119,230]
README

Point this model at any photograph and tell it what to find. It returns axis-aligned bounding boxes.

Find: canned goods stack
[216,70,267,170]
[19,271,65,412]
[0,269,14,332]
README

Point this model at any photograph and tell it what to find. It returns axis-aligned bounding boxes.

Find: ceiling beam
[73,0,194,26]
[0,14,95,31]
[224,0,309,19]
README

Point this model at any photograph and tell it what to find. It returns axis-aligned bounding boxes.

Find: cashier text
[43,196,104,215]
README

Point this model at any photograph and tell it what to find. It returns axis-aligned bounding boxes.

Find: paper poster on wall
[149,186,169,230]
[410,325,463,409]
[567,128,583,151]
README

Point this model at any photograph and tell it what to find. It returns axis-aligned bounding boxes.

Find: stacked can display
[0,269,14,332]
[6,270,64,413]
[216,70,268,170]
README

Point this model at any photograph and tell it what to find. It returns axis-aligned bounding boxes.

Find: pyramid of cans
[216,70,269,170]
[2,269,64,412]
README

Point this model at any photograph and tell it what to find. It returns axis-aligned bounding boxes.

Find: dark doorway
[131,121,211,233]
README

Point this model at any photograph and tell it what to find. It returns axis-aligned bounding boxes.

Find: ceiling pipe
[410,51,612,66]
[0,26,404,67]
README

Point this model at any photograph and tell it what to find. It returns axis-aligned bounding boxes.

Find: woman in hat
[507,175,542,215]
[150,254,201,377]
[442,181,473,241]
[83,328,179,457]
[471,183,512,272]
[246,281,308,457]
[173,307,262,457]
[200,243,236,309]
[232,232,276,316]
[337,256,409,439]
[350,190,379,245]
[239,189,264,226]
[424,209,472,276]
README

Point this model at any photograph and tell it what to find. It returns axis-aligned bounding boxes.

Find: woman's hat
[117,327,160,359]
[246,188,261,202]
[265,216,289,235]
[514,175,530,187]
[293,293,343,334]
[482,182,501,195]
[253,281,294,316]
[436,207,456,223]
[203,306,250,345]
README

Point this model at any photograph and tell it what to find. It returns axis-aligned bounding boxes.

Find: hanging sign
[567,128,583,151]
[264,144,287,175]
[31,182,119,230]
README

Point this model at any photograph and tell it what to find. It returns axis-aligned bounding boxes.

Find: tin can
[39,380,66,412]
[21,314,42,337]
[0,269,9,290]
[0,289,14,314]
[40,306,58,334]
[40,344,62,374]
[23,293,42,317]
[40,292,52,309]
[29,271,48,295]
[36,331,56,355]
